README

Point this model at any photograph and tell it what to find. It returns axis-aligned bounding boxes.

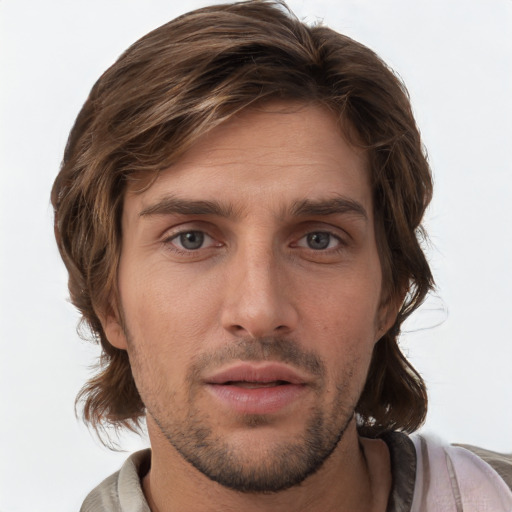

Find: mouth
[205,362,308,386]
[223,380,289,389]
[204,363,309,415]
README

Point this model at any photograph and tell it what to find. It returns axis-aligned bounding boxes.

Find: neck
[142,418,391,512]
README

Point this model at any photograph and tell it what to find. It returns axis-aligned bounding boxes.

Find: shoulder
[80,449,151,512]
[455,443,512,490]
[80,471,122,512]
[411,433,512,511]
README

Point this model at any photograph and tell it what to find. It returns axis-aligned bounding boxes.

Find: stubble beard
[131,336,359,494]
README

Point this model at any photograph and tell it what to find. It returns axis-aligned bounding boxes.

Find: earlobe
[99,310,128,350]
[375,294,403,342]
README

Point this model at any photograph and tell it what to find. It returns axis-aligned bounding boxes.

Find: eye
[168,230,215,251]
[296,231,341,250]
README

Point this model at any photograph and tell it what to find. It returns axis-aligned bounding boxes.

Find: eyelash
[162,230,221,256]
[161,228,347,259]
[294,231,344,251]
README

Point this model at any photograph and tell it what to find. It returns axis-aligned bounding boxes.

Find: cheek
[123,261,204,322]
[120,266,222,391]
[298,273,382,381]
[303,277,382,339]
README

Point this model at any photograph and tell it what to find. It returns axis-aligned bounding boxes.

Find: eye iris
[179,231,204,250]
[307,232,331,250]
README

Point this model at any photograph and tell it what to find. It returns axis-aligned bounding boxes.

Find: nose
[221,241,299,338]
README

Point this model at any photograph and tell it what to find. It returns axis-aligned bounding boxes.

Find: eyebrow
[290,197,368,221]
[139,196,235,218]
[139,194,368,221]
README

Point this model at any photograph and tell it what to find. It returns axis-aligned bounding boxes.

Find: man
[52,1,512,510]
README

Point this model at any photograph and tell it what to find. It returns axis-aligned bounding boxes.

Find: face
[104,103,392,492]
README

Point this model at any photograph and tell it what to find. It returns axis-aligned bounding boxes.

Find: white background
[1,0,511,510]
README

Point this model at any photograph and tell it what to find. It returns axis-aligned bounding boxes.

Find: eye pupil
[180,231,204,250]
[307,232,330,250]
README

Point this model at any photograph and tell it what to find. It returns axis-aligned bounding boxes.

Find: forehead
[125,102,372,219]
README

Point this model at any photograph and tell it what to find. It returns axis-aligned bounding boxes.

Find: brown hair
[52,0,433,440]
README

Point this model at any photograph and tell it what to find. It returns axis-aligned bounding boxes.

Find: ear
[375,291,404,342]
[98,306,128,350]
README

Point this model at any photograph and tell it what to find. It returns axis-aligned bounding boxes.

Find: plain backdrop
[1,0,511,510]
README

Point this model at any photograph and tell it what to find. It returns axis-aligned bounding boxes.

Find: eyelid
[159,220,217,241]
[292,230,345,250]
[295,231,342,248]
[168,230,215,250]
[291,220,349,241]
[160,222,224,256]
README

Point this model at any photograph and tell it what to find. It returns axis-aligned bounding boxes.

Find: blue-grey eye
[307,232,332,250]
[179,231,205,250]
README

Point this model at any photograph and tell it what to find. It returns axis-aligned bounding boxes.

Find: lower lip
[205,383,306,415]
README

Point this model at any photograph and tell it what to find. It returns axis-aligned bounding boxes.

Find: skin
[103,102,394,511]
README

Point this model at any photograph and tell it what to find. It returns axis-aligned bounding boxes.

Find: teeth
[229,381,284,389]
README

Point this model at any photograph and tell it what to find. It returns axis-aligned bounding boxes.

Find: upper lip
[203,362,309,385]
